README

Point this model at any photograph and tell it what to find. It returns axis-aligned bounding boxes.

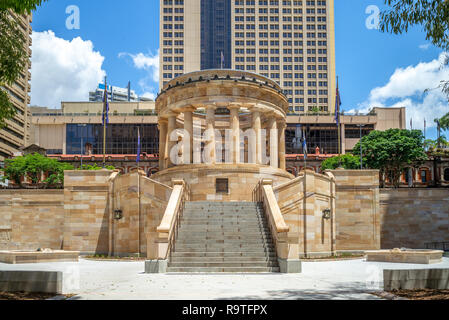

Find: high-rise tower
[0,12,32,161]
[160,0,336,114]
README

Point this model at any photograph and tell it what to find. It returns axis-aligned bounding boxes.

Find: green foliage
[79,164,115,171]
[321,154,361,171]
[379,0,449,51]
[439,112,449,131]
[352,129,428,188]
[3,153,74,188]
[379,1,449,97]
[0,0,49,14]
[0,1,48,126]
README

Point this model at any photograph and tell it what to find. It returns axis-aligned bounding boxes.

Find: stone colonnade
[158,104,287,171]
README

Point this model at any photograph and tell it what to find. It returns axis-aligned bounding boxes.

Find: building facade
[0,12,32,162]
[89,83,152,103]
[160,0,336,114]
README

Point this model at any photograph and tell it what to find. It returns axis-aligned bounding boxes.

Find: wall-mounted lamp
[322,208,331,220]
[114,209,123,220]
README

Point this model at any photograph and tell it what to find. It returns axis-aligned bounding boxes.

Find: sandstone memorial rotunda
[0,70,384,273]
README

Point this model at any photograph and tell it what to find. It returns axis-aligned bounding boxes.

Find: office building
[160,0,336,114]
[0,12,32,161]
[89,83,152,103]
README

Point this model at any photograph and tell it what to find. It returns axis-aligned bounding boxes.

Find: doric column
[269,117,278,168]
[229,105,240,164]
[182,107,195,165]
[252,110,262,165]
[158,119,168,170]
[205,105,216,164]
[167,113,178,168]
[278,121,286,171]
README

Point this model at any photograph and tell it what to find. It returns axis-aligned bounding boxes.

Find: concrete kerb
[0,270,63,294]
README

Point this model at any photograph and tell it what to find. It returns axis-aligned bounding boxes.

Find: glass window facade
[286,124,339,154]
[201,0,232,69]
[66,124,159,155]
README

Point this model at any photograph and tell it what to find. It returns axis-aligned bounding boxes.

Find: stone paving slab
[0,258,447,300]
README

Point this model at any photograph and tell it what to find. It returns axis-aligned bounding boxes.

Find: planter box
[0,250,79,264]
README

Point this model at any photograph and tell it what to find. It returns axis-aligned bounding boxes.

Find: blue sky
[30,0,448,139]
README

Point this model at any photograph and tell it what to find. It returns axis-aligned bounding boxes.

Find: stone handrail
[253,179,289,260]
[156,180,189,260]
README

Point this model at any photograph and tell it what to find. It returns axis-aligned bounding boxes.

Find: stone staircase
[167,201,280,273]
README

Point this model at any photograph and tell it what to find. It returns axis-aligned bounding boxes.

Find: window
[444,168,449,181]
[421,170,427,183]
[216,178,229,194]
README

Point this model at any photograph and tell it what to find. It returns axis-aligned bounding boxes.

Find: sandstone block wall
[113,172,172,256]
[63,170,112,254]
[0,190,64,251]
[153,164,293,202]
[273,170,336,258]
[380,188,449,249]
[330,170,381,252]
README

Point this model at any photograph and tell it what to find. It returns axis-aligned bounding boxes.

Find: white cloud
[419,43,431,50]
[141,92,156,101]
[356,53,449,130]
[119,50,159,99]
[30,31,106,109]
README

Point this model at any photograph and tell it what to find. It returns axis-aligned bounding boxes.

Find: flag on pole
[136,127,141,164]
[102,82,109,126]
[127,81,131,102]
[302,129,308,160]
[410,118,413,130]
[221,51,224,69]
[334,81,342,126]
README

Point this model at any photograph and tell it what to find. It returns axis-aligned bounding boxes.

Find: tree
[321,154,361,171]
[352,129,428,188]
[0,0,48,127]
[439,112,449,131]
[379,0,449,50]
[2,153,74,188]
[379,1,449,97]
[0,0,48,14]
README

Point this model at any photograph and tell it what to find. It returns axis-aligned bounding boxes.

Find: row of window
[234,40,328,47]
[235,16,326,22]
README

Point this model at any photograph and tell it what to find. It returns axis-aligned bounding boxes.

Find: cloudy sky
[30,0,448,139]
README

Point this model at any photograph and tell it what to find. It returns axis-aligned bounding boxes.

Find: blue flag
[302,129,308,160]
[102,84,109,126]
[335,83,342,125]
[136,127,141,164]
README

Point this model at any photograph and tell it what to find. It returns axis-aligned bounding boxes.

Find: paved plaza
[1,257,448,300]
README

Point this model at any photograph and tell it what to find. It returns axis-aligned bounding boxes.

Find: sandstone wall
[113,172,172,256]
[330,170,381,252]
[380,188,449,249]
[273,170,336,258]
[0,190,64,250]
[63,170,112,254]
[153,164,293,202]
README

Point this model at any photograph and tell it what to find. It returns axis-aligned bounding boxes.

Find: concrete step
[171,252,278,258]
[170,256,276,263]
[168,261,278,268]
[176,235,273,241]
[175,242,273,247]
[166,267,280,273]
[174,246,275,252]
[176,231,271,237]
[180,220,268,225]
[177,227,271,232]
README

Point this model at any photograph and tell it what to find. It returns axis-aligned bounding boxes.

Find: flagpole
[336,76,341,156]
[103,77,107,167]
[136,127,141,257]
